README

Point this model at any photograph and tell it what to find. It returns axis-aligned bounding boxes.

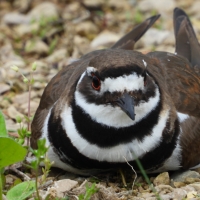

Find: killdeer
[31,8,200,175]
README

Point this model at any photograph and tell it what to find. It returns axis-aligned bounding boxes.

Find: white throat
[74,87,160,128]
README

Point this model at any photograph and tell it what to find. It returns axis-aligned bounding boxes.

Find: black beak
[116,93,135,120]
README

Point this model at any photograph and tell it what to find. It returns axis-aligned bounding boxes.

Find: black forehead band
[97,65,145,81]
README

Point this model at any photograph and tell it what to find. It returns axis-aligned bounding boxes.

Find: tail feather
[111,15,160,50]
[174,7,200,69]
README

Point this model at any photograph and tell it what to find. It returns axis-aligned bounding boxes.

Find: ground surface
[1,0,200,199]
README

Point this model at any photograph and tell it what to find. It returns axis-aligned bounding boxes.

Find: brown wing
[179,117,200,169]
[31,49,109,148]
[111,15,160,50]
[31,58,90,148]
[31,62,77,148]
[148,51,200,117]
[170,8,200,168]
[173,8,191,61]
[146,8,200,117]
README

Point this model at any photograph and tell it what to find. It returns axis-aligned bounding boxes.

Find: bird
[31,7,200,175]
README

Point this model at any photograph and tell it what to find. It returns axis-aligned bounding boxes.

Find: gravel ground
[1,0,200,199]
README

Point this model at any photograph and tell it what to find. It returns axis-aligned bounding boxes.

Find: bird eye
[92,75,101,90]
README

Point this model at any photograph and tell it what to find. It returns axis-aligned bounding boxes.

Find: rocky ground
[1,0,200,199]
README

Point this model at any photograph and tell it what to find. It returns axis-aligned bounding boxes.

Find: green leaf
[13,178,22,187]
[0,137,27,168]
[0,110,7,137]
[15,116,22,123]
[78,183,98,200]
[6,181,36,200]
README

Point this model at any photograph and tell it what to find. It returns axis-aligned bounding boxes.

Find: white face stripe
[77,71,86,85]
[80,68,145,93]
[100,73,145,93]
[59,105,170,163]
[75,87,160,128]
[86,66,97,76]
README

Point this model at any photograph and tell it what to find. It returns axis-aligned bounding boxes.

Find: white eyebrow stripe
[100,73,144,93]
[77,72,86,84]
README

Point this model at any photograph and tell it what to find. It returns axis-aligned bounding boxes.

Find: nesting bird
[31,8,200,175]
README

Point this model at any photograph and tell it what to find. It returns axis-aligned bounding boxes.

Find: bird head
[74,50,160,128]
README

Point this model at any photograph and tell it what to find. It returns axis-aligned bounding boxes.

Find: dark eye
[92,75,101,90]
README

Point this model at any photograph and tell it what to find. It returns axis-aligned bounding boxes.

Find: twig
[65,193,79,200]
[123,156,137,191]
[26,72,33,148]
[79,180,88,188]
[9,165,31,181]
[38,180,53,190]
[35,168,41,200]
[27,83,31,132]
[119,169,127,187]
